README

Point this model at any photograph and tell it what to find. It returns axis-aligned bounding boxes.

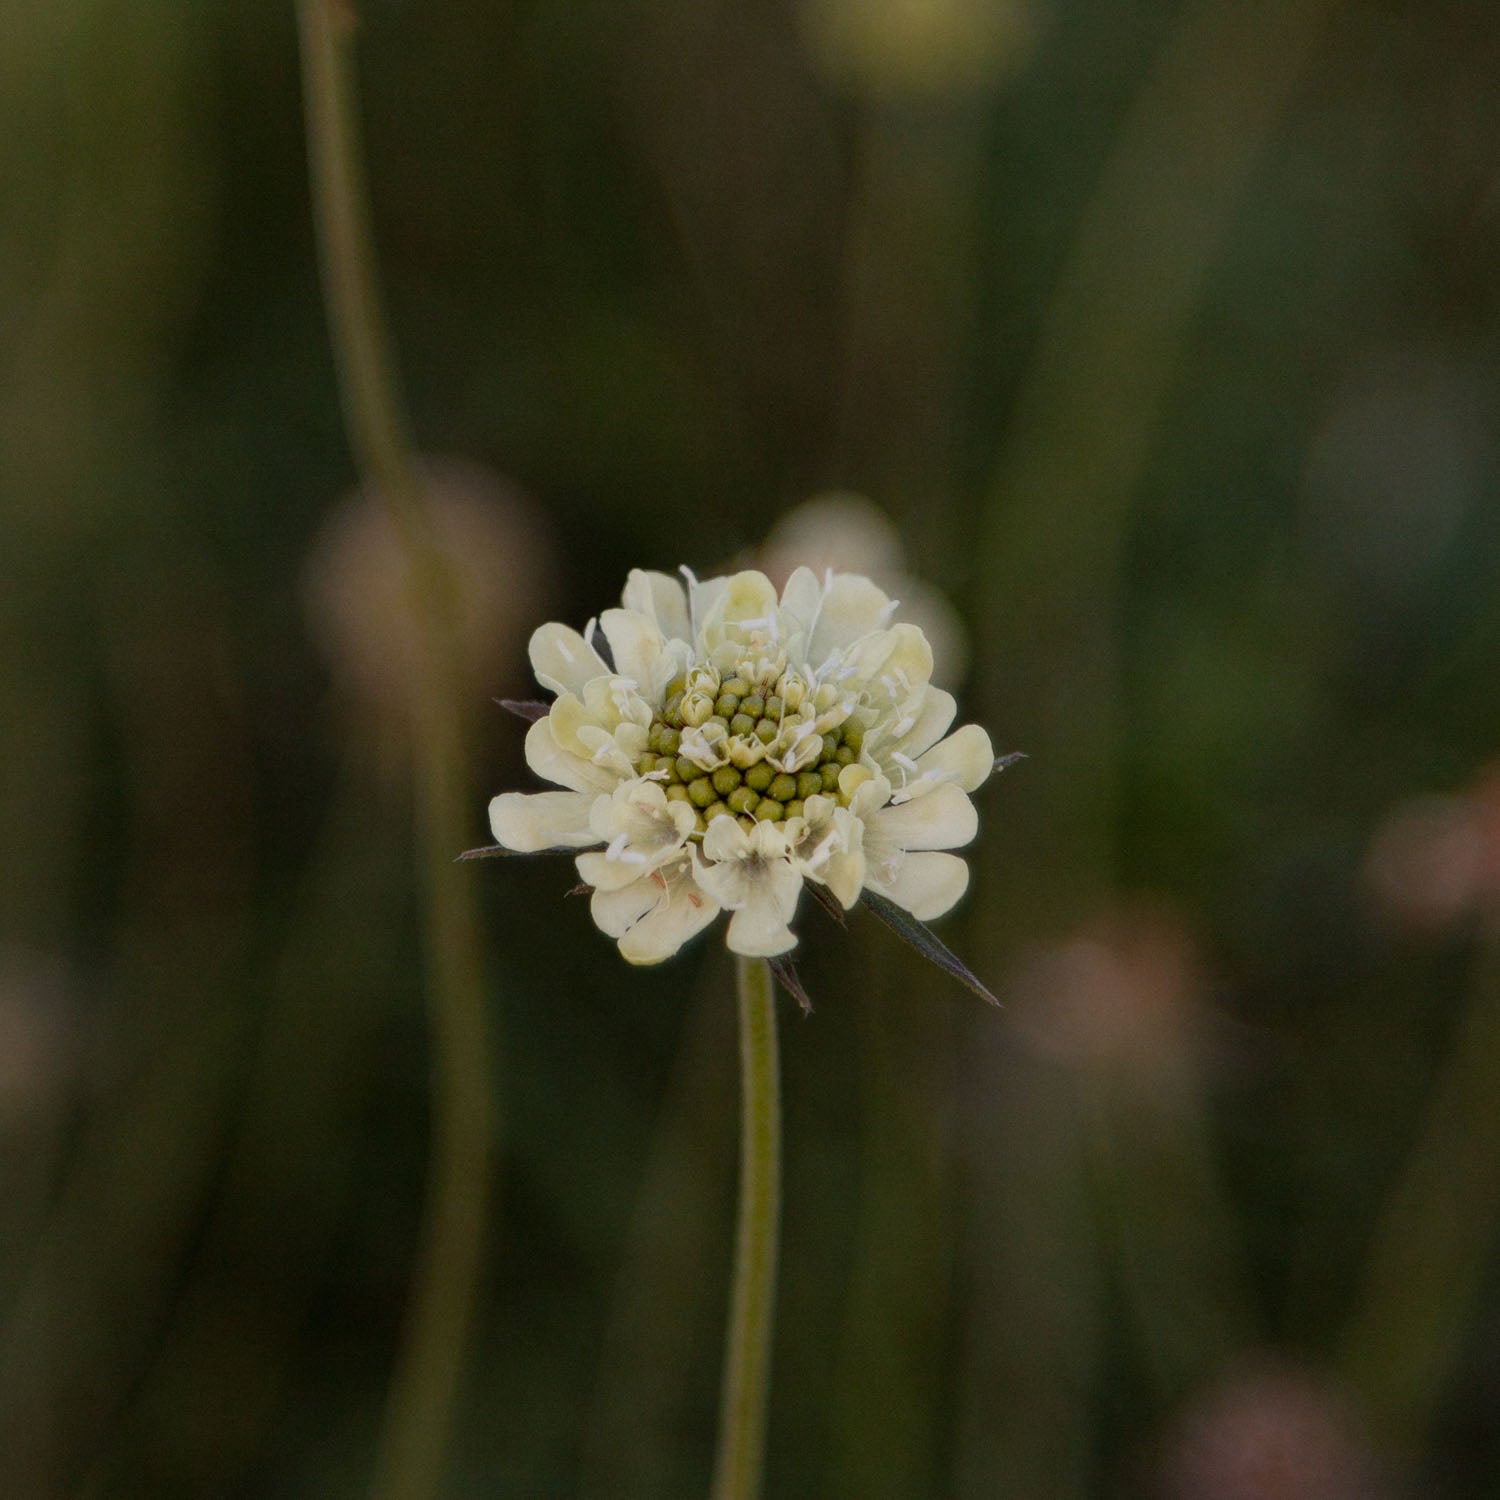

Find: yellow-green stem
[294,4,494,1497]
[711,956,781,1500]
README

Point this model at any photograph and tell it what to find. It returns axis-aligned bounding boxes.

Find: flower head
[483,566,1003,975]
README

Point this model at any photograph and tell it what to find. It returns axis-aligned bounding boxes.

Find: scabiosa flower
[479,565,1012,994]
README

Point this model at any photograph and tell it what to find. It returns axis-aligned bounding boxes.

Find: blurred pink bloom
[1008,901,1204,1083]
[1365,764,1500,933]
[303,457,553,745]
[1155,1356,1389,1500]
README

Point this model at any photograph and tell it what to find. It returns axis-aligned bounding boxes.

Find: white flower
[486,566,996,966]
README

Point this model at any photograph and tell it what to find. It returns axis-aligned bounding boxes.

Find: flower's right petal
[869,850,969,920]
[622,569,692,643]
[524,715,619,794]
[871,782,978,851]
[529,621,610,697]
[702,811,753,863]
[886,687,957,760]
[915,723,994,792]
[807,573,893,663]
[488,790,599,852]
[618,880,721,964]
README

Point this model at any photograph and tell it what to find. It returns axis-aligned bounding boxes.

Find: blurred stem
[295,4,495,1498]
[711,956,782,1500]
[1343,921,1500,1453]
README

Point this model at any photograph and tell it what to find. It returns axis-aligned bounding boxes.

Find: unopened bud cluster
[634,660,866,832]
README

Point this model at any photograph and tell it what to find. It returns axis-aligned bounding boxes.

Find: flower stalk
[294,4,494,1497]
[711,955,782,1500]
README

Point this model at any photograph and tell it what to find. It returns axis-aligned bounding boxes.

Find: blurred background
[5,0,1500,1495]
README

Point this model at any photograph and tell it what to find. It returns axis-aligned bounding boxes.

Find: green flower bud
[712,766,742,797]
[730,712,755,737]
[754,720,778,745]
[704,800,732,822]
[784,799,805,821]
[665,783,691,803]
[740,694,765,719]
[745,763,775,793]
[834,744,855,766]
[676,755,706,781]
[796,770,823,801]
[842,723,865,754]
[706,714,730,734]
[764,695,783,720]
[821,732,841,760]
[655,755,679,780]
[722,676,752,697]
[819,762,841,792]
[688,776,718,808]
[635,753,657,777]
[727,785,761,815]
[714,693,740,718]
[768,773,798,803]
[755,798,785,822]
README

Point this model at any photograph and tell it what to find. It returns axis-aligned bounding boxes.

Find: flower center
[633,655,866,833]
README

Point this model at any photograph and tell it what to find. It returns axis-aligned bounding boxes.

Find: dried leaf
[769,954,814,1015]
[496,698,551,723]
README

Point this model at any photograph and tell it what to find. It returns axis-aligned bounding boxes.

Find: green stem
[294,5,494,1497]
[711,956,782,1500]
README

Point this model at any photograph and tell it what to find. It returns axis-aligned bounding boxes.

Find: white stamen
[878,598,901,625]
[556,639,575,664]
[605,833,630,861]
[892,714,916,738]
[892,751,920,773]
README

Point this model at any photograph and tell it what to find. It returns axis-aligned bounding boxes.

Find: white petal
[523,715,618,794]
[870,783,978,851]
[488,790,599,851]
[599,608,673,700]
[839,623,933,700]
[915,723,994,792]
[724,860,804,957]
[619,880,721,964]
[701,812,753,864]
[621,569,692,642]
[887,688,957,759]
[700,570,779,649]
[869,850,969,920]
[529,621,609,697]
[807,573,893,662]
[777,566,825,655]
[590,876,664,936]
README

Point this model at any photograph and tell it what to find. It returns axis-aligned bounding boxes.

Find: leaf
[496,698,551,722]
[993,751,1028,774]
[804,880,848,927]
[769,954,814,1015]
[859,891,999,1006]
[457,842,579,860]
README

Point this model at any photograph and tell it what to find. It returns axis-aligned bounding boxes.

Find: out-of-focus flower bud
[796,0,1036,101]
[1365,765,1500,934]
[755,491,970,683]
[1154,1356,1389,1500]
[303,457,553,745]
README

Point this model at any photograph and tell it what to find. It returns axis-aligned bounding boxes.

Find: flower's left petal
[599,608,673,701]
[577,849,652,891]
[915,723,995,792]
[869,850,969,920]
[871,783,978,851]
[529,621,610,697]
[724,860,803,957]
[524,715,619,793]
[619,880,721,964]
[590,876,664,937]
[622,569,692,643]
[887,687,957,760]
[488,790,599,851]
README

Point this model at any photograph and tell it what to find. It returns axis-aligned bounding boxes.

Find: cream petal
[915,723,995,793]
[618,879,721,964]
[599,608,673,700]
[590,875,664,936]
[870,783,978,851]
[887,688,957,759]
[621,569,692,643]
[577,849,653,892]
[701,811,753,864]
[523,715,618,794]
[488,790,599,851]
[807,573,894,662]
[700,569,780,648]
[724,861,803,957]
[819,848,865,909]
[777,566,825,655]
[529,621,610,697]
[839,623,933,700]
[869,850,969,920]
